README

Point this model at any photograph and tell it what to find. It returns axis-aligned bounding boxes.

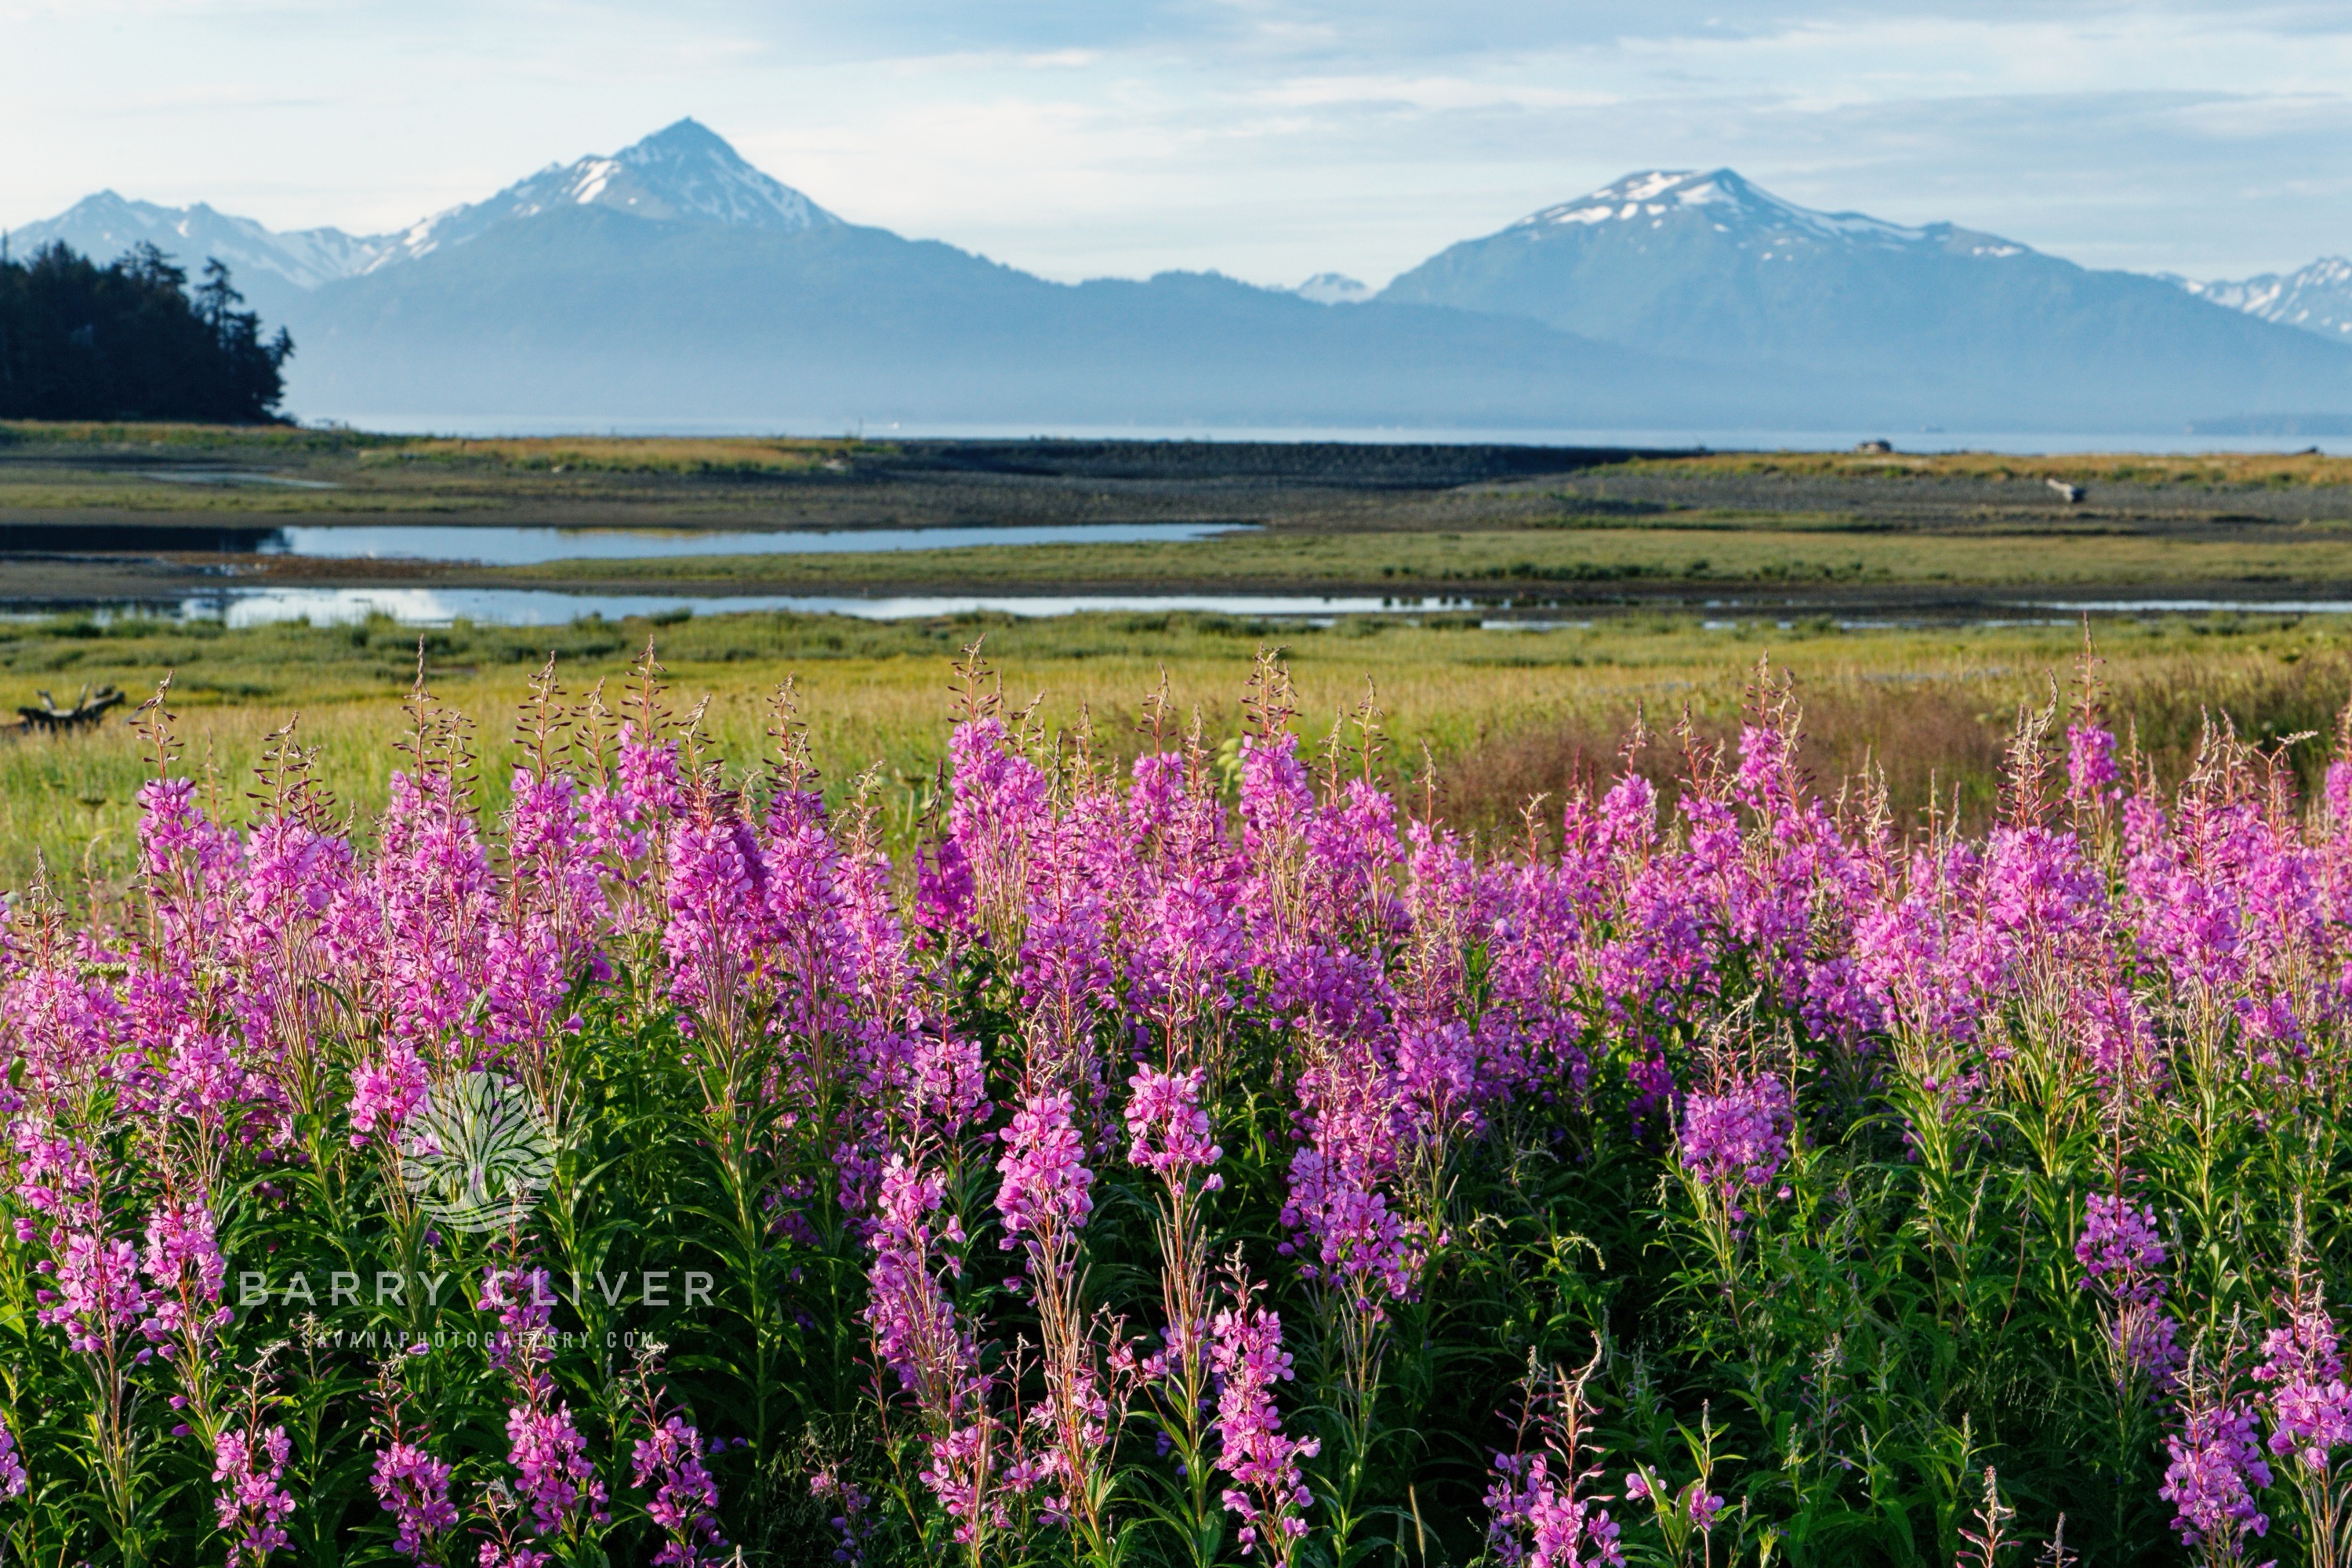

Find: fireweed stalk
[2253,1240,2352,1568]
[1126,1065,1225,1566]
[862,1157,1012,1561]
[212,1361,295,1568]
[480,1264,608,1550]
[1209,1267,1319,1565]
[623,1347,730,1568]
[368,1353,460,1568]
[1486,1349,1624,1568]
[994,1087,1124,1560]
[1673,1016,1798,1327]
[2162,1322,2274,1567]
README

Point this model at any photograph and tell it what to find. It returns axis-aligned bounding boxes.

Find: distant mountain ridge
[6,191,386,320]
[10,135,2351,430]
[5,119,831,299]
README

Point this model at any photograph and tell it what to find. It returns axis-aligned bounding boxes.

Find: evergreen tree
[0,239,294,421]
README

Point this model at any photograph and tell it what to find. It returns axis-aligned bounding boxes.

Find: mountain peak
[390,120,839,265]
[630,118,731,156]
[1509,168,1944,252]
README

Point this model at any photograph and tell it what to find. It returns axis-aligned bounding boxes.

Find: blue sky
[6,0,2352,287]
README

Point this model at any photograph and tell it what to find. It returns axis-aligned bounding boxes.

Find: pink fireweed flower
[1486,1352,1623,1568]
[477,1544,553,1568]
[477,1267,557,1384]
[2256,1298,2352,1475]
[504,1403,608,1537]
[1209,1295,1320,1559]
[348,1044,430,1148]
[918,1417,1019,1547]
[214,1425,296,1565]
[863,1160,971,1403]
[2078,983,2161,1089]
[809,1467,872,1566]
[2161,1392,2272,1552]
[2328,757,2352,828]
[2067,723,2120,808]
[39,1230,146,1354]
[660,812,770,1013]
[371,1441,459,1565]
[631,1414,728,1566]
[2072,1185,2184,1388]
[2114,1305,2188,1392]
[1280,1148,1421,1310]
[1281,1033,1423,1312]
[2077,1192,2167,1300]
[0,1414,24,1500]
[994,1091,1093,1249]
[1124,1067,1223,1188]
[1677,1076,1795,1198]
[1484,1452,1624,1568]
[140,1199,230,1343]
[942,717,1052,938]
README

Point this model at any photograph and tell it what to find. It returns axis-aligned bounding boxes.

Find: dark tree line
[0,240,293,422]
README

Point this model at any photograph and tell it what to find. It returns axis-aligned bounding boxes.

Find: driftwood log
[9,684,127,735]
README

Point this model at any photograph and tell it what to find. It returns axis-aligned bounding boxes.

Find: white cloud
[0,1,2347,285]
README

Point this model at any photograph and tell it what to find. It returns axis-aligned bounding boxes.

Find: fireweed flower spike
[2162,1339,2274,1563]
[2075,1185,2186,1390]
[1209,1274,1319,1563]
[371,1442,459,1566]
[477,1267,608,1542]
[212,1423,295,1566]
[994,1087,1123,1548]
[1126,1065,1226,1555]
[1484,1352,1624,1568]
[1678,1073,1795,1204]
[370,1357,460,1568]
[626,1370,729,1568]
[0,1414,25,1501]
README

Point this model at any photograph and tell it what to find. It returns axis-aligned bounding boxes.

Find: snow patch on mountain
[2181,257,2352,342]
[1294,272,1371,304]
[1510,169,1938,251]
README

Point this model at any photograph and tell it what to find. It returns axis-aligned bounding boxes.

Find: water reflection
[0,520,1250,565]
[153,586,1458,629]
[256,521,1251,564]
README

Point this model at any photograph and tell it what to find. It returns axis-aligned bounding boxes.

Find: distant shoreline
[297,417,2352,456]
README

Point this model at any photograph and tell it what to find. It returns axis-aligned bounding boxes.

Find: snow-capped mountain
[5,191,394,293]
[2180,258,2352,343]
[13,144,2352,430]
[1293,272,1372,304]
[383,118,837,267]
[5,120,835,294]
[1377,165,2352,412]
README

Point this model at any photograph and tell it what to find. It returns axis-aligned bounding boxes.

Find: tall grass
[7,608,2350,903]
